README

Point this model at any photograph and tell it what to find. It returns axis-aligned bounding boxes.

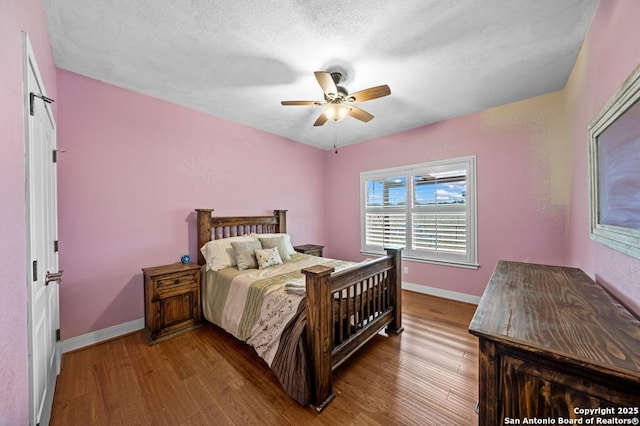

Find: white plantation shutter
[361,156,477,267]
[362,174,407,252]
[412,212,467,253]
[365,213,407,247]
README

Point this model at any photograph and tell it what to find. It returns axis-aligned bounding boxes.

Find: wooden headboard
[195,209,287,265]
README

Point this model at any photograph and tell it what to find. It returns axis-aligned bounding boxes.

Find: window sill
[361,251,480,270]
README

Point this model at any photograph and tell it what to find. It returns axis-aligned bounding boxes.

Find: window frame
[360,156,478,269]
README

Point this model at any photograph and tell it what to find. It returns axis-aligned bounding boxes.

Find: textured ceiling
[42,0,599,150]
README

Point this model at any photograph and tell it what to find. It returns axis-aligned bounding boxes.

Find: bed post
[274,209,287,233]
[195,209,213,265]
[385,247,404,334]
[302,264,336,412]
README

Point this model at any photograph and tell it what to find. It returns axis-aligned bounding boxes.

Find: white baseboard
[402,281,481,305]
[61,318,145,353]
[60,283,476,353]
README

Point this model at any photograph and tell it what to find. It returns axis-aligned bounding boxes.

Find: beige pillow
[250,233,295,257]
[255,246,283,269]
[231,240,262,270]
[259,236,291,260]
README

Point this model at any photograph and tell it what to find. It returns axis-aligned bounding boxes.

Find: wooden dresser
[142,262,203,344]
[469,261,640,425]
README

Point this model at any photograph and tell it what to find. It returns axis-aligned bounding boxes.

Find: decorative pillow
[255,246,283,269]
[231,240,262,270]
[258,235,291,261]
[200,235,254,271]
[251,233,295,257]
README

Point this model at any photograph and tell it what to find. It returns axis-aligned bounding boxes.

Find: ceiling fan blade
[348,106,374,122]
[348,85,391,103]
[313,112,328,127]
[281,100,323,106]
[314,71,338,97]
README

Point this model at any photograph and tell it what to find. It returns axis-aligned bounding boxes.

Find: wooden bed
[196,208,404,411]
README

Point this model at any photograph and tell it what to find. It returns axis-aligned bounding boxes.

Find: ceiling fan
[281,71,391,126]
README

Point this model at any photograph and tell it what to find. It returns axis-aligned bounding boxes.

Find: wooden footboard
[195,209,403,412]
[302,247,403,412]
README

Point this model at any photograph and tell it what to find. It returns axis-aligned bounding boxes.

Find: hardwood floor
[50,291,479,425]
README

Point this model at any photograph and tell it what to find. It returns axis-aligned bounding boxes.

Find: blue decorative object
[180,254,191,264]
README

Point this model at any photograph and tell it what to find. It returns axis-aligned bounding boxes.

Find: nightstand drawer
[156,270,198,292]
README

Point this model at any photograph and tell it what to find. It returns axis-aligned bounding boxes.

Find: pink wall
[324,92,569,298]
[0,0,57,423]
[56,70,327,339]
[325,0,640,316]
[565,0,640,315]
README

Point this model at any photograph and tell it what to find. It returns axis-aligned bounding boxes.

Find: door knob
[45,270,63,286]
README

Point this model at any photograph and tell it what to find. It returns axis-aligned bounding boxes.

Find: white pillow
[255,246,283,269]
[200,235,254,271]
[250,233,295,257]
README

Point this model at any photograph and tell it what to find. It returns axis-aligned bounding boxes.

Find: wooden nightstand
[142,262,203,345]
[294,244,324,257]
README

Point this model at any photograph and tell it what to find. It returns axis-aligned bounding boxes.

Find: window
[361,156,477,268]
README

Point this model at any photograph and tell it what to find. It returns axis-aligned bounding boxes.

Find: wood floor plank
[51,291,480,425]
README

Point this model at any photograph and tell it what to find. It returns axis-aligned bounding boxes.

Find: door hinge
[29,92,54,116]
[56,329,61,342]
[52,149,66,163]
[54,240,59,252]
[32,260,38,282]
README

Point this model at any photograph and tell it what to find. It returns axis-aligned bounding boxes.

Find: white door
[24,33,61,426]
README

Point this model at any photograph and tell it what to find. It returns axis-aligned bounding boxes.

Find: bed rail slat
[359,280,365,328]
[345,285,352,340]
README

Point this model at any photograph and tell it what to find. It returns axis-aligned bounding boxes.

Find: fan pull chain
[333,122,338,154]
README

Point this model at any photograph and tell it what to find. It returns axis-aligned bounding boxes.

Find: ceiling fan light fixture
[281,70,390,127]
[324,103,349,122]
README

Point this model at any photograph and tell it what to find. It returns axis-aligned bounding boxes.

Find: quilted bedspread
[201,253,352,404]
